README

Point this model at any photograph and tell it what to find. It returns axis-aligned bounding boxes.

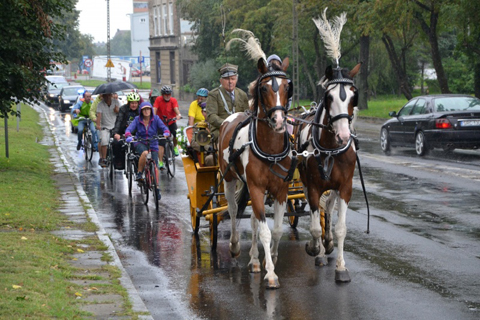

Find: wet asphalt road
[41,102,480,320]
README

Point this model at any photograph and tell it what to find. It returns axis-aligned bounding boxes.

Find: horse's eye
[261,86,268,93]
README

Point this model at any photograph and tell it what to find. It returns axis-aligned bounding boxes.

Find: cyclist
[188,88,209,126]
[96,93,120,167]
[112,92,141,170]
[125,102,170,200]
[153,85,182,168]
[149,88,161,105]
[71,91,98,151]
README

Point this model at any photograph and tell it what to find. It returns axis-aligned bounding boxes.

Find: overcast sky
[76,0,132,43]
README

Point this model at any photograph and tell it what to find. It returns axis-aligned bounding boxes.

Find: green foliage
[188,59,220,91]
[0,0,74,118]
[94,31,132,56]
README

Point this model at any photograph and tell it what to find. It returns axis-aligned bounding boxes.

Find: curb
[34,104,153,319]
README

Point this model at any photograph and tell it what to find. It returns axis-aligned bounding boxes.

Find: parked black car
[380,94,480,156]
[58,85,85,112]
[42,77,69,108]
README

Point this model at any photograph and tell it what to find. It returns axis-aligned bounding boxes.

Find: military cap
[218,63,238,78]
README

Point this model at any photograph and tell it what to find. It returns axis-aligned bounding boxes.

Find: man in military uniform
[206,63,249,141]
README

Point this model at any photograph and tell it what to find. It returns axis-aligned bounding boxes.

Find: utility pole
[291,0,299,109]
[107,0,111,82]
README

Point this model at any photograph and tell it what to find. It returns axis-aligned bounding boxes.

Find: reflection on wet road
[43,104,480,320]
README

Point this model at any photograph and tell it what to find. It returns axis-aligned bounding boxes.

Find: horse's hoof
[248,262,261,273]
[305,242,320,257]
[335,269,351,283]
[315,256,328,266]
[229,244,240,258]
[265,278,280,289]
[325,240,334,255]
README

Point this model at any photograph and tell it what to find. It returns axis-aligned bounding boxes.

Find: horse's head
[251,57,291,133]
[321,63,360,145]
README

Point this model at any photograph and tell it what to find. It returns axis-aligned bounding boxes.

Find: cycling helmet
[127,92,141,102]
[196,88,209,97]
[161,85,172,95]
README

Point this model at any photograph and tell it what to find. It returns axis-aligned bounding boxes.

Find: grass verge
[0,106,136,318]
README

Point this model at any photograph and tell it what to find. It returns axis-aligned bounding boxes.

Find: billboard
[92,57,131,81]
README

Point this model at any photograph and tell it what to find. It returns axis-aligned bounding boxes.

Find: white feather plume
[226,29,267,63]
[312,8,347,65]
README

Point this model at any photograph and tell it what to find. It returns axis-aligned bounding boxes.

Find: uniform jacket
[206,86,249,139]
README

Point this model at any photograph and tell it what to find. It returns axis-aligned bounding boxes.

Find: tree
[0,0,73,118]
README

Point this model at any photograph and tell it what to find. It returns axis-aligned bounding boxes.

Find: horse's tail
[236,182,250,218]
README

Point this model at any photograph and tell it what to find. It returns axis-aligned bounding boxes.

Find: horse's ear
[281,57,290,72]
[325,65,333,80]
[349,62,362,78]
[257,58,269,74]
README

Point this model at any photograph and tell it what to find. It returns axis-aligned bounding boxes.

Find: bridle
[255,70,291,130]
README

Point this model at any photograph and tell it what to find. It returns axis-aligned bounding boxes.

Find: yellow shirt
[188,100,205,124]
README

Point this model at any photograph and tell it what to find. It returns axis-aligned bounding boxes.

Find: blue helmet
[196,88,209,97]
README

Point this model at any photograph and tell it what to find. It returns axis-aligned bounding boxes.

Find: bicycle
[102,128,115,181]
[125,135,161,210]
[161,116,179,178]
[77,117,94,162]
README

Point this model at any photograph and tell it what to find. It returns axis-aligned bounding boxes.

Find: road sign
[84,59,93,67]
[138,56,144,64]
[105,59,115,68]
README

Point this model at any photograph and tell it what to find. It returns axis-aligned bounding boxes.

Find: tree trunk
[299,48,318,102]
[413,1,450,93]
[382,34,413,100]
[357,35,369,110]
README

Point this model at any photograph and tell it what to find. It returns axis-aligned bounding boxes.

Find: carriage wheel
[190,200,200,234]
[287,200,298,228]
[210,213,218,251]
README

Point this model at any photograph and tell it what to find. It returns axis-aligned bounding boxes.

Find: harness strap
[356,153,370,234]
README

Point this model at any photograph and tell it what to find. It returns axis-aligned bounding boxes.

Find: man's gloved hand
[126,137,133,143]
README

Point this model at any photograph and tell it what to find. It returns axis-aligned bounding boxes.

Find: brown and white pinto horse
[218,57,293,289]
[296,63,361,282]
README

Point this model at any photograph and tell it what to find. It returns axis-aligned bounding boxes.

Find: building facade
[148,0,197,99]
[130,0,150,64]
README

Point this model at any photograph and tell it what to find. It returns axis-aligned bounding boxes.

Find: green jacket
[206,86,249,140]
[71,100,92,127]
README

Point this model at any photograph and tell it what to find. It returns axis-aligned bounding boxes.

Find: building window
[159,4,163,35]
[163,4,168,35]
[156,52,161,84]
[170,51,175,85]
[169,2,174,35]
[153,7,159,36]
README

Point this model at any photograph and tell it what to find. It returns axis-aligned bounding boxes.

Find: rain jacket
[71,99,92,127]
[124,104,170,152]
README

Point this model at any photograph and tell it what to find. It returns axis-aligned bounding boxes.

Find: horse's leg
[323,191,336,255]
[315,191,336,266]
[225,179,240,258]
[250,187,279,289]
[270,199,286,266]
[334,196,351,282]
[305,187,322,258]
[248,213,261,272]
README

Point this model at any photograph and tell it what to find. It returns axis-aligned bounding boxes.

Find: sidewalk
[36,105,153,319]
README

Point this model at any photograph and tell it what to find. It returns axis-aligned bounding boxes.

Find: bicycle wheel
[165,142,176,178]
[127,160,134,197]
[150,161,159,210]
[141,168,150,205]
[108,143,114,181]
[84,133,93,161]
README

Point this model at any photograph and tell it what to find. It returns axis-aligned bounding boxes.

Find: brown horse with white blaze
[218,57,294,289]
[295,63,361,282]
